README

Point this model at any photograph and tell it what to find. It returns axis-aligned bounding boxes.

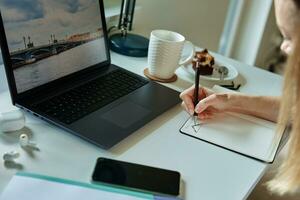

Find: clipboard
[180,86,287,163]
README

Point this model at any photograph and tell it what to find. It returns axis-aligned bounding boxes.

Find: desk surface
[0,51,282,200]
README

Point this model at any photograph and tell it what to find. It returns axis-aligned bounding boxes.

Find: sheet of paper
[0,173,178,200]
[180,85,282,162]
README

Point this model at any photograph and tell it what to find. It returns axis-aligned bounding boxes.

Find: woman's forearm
[226,94,281,122]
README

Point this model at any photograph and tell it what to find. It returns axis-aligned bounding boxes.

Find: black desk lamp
[109,0,149,57]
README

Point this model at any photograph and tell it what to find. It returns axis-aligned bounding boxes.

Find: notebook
[180,86,286,163]
[0,173,181,200]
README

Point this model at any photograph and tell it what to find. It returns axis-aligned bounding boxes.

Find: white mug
[148,30,195,79]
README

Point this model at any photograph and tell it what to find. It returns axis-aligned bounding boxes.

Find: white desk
[0,51,282,200]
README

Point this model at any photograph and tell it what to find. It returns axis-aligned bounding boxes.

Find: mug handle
[179,41,195,66]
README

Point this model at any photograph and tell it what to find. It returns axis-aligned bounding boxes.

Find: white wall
[230,0,273,66]
[132,0,230,51]
[255,3,281,70]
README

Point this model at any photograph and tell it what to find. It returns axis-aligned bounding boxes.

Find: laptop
[0,0,180,149]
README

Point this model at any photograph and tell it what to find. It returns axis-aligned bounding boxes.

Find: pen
[193,61,201,126]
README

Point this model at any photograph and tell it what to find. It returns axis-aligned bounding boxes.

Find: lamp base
[109,33,149,57]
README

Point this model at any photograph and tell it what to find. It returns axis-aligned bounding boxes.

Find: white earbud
[3,151,20,162]
[0,110,25,132]
[19,134,36,148]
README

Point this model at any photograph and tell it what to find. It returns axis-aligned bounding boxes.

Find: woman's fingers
[180,85,214,115]
[180,96,194,115]
[195,94,218,114]
[180,86,196,115]
[181,102,190,114]
[198,112,214,120]
[198,88,206,100]
[182,101,217,121]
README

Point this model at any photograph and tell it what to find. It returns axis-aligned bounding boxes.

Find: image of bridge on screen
[10,29,104,69]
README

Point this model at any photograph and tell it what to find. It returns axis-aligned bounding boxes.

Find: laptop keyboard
[34,69,148,124]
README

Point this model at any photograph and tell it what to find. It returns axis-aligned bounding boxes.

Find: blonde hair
[267,34,300,195]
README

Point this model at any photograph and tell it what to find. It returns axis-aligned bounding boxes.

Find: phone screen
[92,158,180,196]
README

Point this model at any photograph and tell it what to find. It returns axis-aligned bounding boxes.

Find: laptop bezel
[0,0,111,105]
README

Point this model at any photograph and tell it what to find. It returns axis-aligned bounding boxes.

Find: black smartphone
[91,157,181,196]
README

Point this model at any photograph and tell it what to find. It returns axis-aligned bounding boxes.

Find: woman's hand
[180,85,281,122]
[180,85,232,120]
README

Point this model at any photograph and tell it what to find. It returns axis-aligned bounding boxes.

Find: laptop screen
[0,0,108,93]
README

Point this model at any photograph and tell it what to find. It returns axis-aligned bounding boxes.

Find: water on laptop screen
[0,0,108,93]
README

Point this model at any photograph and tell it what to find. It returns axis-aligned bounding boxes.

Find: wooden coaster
[143,68,177,83]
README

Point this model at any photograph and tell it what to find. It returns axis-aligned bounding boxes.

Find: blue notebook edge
[15,172,181,200]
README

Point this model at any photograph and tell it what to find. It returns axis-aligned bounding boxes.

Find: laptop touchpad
[101,101,150,129]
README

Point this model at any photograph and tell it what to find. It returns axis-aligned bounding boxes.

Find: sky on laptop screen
[0,0,108,93]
